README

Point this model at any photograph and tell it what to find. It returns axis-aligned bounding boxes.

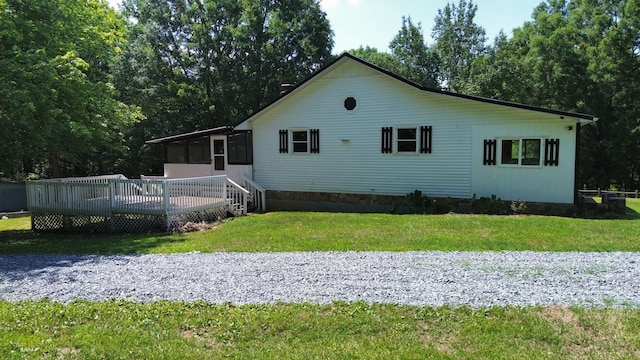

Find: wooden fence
[578,189,640,198]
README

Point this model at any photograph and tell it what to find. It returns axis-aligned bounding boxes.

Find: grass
[2,201,640,358]
[0,198,639,254]
[1,300,639,359]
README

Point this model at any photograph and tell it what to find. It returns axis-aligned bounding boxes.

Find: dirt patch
[541,306,580,328]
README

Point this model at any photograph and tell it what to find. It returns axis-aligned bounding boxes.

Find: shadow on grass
[0,229,184,255]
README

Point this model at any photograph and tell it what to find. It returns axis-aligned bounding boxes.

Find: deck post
[163,180,171,230]
[108,180,116,231]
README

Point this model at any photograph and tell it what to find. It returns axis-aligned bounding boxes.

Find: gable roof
[235,53,597,129]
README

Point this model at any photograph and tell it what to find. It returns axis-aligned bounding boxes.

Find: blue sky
[321,0,545,53]
[107,0,545,54]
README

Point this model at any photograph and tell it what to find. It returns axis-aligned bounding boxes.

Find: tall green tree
[389,16,440,88]
[120,0,333,136]
[0,0,141,179]
[431,0,486,91]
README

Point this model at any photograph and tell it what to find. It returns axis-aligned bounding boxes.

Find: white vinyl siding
[239,58,580,203]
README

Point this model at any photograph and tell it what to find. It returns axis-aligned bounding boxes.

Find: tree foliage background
[1,0,638,191]
[0,0,142,179]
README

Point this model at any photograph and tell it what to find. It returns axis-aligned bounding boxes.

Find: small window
[344,97,357,110]
[292,130,308,153]
[397,128,417,153]
[213,139,224,170]
[500,138,541,166]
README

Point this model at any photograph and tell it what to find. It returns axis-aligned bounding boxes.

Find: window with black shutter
[381,127,393,153]
[483,139,497,165]
[279,129,288,153]
[544,138,560,166]
[420,126,432,154]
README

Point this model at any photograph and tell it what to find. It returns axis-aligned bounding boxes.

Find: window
[344,97,357,110]
[213,139,225,170]
[280,129,320,154]
[381,126,432,154]
[397,128,417,153]
[228,131,253,165]
[188,138,210,164]
[500,138,541,166]
[165,137,210,164]
[165,140,187,163]
[292,130,308,153]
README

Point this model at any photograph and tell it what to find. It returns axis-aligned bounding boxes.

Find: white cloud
[347,0,362,7]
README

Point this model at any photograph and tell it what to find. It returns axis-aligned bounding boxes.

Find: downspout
[573,122,581,205]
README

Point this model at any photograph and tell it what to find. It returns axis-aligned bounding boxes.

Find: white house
[147,53,597,211]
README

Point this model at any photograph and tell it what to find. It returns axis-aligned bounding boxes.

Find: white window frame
[290,129,309,154]
[395,127,418,154]
[498,137,543,167]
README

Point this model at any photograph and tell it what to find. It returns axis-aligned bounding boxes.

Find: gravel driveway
[1,251,639,307]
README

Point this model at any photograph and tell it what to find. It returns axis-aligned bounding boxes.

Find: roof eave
[145,126,233,144]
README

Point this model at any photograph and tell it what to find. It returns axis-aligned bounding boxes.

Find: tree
[347,46,402,72]
[432,0,487,91]
[0,0,141,179]
[389,16,440,88]
[120,0,333,135]
[465,0,640,190]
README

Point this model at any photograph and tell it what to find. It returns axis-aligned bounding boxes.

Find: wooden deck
[27,175,249,232]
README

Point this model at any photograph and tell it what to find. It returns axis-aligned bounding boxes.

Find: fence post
[636,190,639,199]
[597,188,601,197]
[108,180,116,232]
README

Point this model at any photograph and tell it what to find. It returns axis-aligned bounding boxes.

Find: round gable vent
[344,97,357,111]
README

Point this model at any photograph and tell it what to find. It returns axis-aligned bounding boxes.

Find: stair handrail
[242,174,266,212]
[226,177,249,216]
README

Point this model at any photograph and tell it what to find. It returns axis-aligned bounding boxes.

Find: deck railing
[27,181,111,216]
[243,174,266,212]
[579,189,640,199]
[27,175,249,218]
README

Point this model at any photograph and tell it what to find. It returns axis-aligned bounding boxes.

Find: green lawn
[1,198,639,254]
[1,300,639,360]
[2,201,640,359]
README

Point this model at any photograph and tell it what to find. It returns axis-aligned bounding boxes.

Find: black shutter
[279,130,288,153]
[420,126,432,154]
[483,139,497,165]
[310,129,320,153]
[545,138,560,166]
[381,127,393,153]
